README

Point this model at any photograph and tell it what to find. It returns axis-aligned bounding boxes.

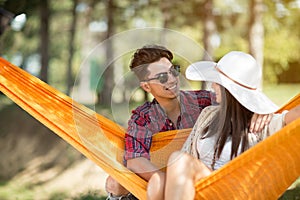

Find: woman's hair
[130,44,173,81]
[205,86,253,170]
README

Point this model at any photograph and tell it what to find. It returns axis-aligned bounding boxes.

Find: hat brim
[186,61,279,114]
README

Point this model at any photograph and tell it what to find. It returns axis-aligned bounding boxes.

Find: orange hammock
[0,57,299,199]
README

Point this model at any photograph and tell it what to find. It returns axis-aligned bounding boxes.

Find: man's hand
[250,113,273,133]
[105,176,129,196]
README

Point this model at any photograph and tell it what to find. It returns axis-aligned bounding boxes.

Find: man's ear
[140,82,151,93]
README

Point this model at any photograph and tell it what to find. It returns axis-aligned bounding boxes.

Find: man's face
[141,57,180,100]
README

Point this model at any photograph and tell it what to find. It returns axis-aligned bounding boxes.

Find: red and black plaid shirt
[124,90,214,162]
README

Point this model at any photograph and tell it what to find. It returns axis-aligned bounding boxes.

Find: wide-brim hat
[186,51,279,114]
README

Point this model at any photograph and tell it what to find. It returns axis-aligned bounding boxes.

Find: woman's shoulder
[201,105,219,116]
[195,105,219,128]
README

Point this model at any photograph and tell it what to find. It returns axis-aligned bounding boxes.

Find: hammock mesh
[0,57,299,200]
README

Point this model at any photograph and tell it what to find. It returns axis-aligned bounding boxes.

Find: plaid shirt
[124,90,213,162]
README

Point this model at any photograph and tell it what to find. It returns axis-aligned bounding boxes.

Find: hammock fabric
[0,57,299,200]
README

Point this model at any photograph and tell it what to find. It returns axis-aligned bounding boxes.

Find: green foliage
[0,182,107,200]
[279,183,300,200]
[263,1,300,83]
[264,29,299,83]
[1,0,299,90]
[48,191,69,200]
[262,1,300,83]
[0,182,35,200]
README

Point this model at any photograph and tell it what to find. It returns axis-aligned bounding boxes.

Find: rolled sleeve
[124,115,152,161]
[268,111,289,135]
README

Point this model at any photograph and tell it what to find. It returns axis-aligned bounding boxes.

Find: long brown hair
[205,86,253,169]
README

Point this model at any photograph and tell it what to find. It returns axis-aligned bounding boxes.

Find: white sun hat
[186,51,279,114]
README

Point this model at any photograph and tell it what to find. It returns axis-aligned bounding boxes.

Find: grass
[279,184,300,200]
[0,182,35,200]
[0,184,107,200]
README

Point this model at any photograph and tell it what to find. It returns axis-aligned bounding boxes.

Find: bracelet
[106,192,132,200]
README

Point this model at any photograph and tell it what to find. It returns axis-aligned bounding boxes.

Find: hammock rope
[0,57,299,200]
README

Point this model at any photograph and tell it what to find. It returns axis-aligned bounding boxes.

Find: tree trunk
[39,0,50,83]
[66,0,78,95]
[160,0,172,44]
[72,0,97,105]
[202,0,216,89]
[99,0,115,106]
[248,0,264,88]
[202,0,215,61]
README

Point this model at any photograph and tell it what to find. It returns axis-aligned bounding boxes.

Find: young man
[106,45,271,200]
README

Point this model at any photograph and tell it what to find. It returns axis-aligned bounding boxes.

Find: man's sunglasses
[142,65,181,84]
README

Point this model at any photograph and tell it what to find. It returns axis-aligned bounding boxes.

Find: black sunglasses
[143,65,181,84]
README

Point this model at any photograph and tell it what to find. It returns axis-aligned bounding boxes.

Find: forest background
[0,0,299,199]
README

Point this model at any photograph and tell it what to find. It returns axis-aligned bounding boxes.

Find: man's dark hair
[130,44,173,81]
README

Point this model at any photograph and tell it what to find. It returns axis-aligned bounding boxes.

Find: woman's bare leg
[147,171,165,200]
[165,151,212,200]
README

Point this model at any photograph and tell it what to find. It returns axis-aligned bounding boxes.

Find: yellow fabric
[0,58,147,198]
[0,57,299,200]
[194,118,300,199]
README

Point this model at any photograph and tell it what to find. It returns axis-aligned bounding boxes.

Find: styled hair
[204,86,253,170]
[130,44,173,81]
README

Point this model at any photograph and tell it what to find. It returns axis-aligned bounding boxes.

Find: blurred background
[0,0,299,199]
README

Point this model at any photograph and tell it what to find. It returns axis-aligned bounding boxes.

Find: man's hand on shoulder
[250,113,273,133]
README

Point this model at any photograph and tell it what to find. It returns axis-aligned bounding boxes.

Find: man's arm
[127,157,164,181]
[106,105,159,198]
[250,105,300,133]
[105,176,129,196]
[105,157,163,198]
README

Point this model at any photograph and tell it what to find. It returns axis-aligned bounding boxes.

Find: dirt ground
[0,104,108,198]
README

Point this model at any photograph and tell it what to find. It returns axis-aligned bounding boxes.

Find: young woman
[147,51,300,200]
